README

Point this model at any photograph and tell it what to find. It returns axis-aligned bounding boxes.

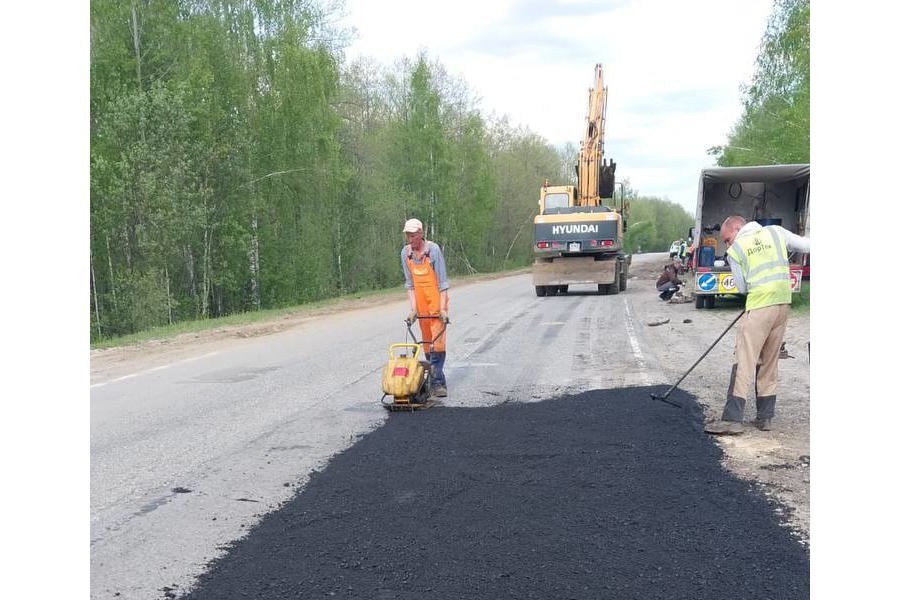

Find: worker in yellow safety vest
[704,215,810,435]
[400,218,450,398]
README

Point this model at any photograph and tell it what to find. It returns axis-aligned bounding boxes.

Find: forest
[90,0,808,341]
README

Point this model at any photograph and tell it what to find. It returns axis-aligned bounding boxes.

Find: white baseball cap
[403,218,423,233]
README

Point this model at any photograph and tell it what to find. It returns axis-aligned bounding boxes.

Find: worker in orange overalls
[401,218,450,398]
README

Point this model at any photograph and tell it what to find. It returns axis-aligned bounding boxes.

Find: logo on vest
[551,224,599,235]
[746,236,772,257]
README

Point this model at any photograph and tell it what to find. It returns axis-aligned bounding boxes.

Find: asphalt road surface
[183,390,808,600]
[90,253,810,599]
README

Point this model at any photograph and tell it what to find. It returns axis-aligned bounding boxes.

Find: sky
[335,0,775,215]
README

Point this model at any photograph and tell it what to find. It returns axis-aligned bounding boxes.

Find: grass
[90,267,533,351]
[90,285,409,350]
[91,270,809,351]
[790,279,811,315]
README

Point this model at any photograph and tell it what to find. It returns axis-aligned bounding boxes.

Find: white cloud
[338,0,774,213]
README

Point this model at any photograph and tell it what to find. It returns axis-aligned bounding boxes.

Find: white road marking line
[588,296,602,389]
[623,298,651,386]
[90,351,222,389]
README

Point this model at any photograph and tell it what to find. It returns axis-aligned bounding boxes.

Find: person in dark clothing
[656,262,682,301]
[683,243,695,271]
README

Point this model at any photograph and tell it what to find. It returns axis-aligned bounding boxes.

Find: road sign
[718,274,737,293]
[697,273,717,292]
[790,269,802,292]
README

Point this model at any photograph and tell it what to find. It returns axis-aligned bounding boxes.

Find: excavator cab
[539,182,575,215]
[543,191,571,212]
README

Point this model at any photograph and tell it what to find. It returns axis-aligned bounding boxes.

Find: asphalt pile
[183,387,808,600]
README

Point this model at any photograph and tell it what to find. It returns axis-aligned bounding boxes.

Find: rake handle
[658,309,745,401]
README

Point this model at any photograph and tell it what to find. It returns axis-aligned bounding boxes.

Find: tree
[619,180,693,254]
[485,118,568,268]
[90,2,573,341]
[710,0,809,166]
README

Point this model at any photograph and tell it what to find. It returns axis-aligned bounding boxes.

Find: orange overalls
[406,253,447,354]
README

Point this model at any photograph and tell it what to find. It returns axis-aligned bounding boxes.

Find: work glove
[439,309,450,325]
[406,310,418,325]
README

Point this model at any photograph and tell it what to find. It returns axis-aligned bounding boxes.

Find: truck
[532,63,630,297]
[688,164,810,309]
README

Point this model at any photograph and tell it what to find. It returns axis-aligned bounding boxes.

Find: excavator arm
[576,63,616,203]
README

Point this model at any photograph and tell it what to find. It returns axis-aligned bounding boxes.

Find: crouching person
[656,261,682,301]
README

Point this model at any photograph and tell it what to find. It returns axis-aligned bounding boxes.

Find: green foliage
[486,119,569,268]
[89,6,520,342]
[90,285,408,350]
[89,1,720,343]
[710,0,809,166]
[790,279,810,314]
[621,181,694,254]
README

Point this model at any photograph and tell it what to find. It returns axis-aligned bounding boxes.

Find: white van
[690,164,809,309]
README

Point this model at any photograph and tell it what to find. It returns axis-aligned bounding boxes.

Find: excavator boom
[576,63,616,203]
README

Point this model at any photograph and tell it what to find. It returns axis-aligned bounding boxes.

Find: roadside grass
[791,279,811,315]
[90,267,532,351]
[90,285,408,350]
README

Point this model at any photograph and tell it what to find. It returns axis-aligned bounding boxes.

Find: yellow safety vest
[726,226,792,310]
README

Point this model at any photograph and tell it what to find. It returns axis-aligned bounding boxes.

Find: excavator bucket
[599,159,616,199]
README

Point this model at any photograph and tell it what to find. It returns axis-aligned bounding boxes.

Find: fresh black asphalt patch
[182,387,808,599]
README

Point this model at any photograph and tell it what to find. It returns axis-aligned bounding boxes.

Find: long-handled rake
[650,310,745,408]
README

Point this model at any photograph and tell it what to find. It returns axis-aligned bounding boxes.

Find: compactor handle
[404,315,448,345]
[388,343,421,360]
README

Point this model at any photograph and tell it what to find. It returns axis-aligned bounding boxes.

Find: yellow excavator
[532,63,630,296]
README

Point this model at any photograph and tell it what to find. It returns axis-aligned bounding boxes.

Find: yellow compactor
[380,318,446,411]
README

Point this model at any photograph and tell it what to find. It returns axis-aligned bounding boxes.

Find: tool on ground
[650,310,745,408]
[380,315,448,412]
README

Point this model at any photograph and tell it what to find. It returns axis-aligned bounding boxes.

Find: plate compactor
[380,316,447,412]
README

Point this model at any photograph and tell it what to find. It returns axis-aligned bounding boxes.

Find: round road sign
[698,273,717,292]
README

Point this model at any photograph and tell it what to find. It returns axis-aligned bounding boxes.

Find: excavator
[532,63,630,296]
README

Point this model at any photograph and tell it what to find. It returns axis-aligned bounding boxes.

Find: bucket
[699,246,715,268]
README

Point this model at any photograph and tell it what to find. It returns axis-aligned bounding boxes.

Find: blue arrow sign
[698,273,717,292]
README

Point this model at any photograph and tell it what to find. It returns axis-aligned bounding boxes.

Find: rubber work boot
[704,420,745,435]
[428,351,447,396]
[721,378,746,423]
[754,418,772,431]
[756,395,776,422]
